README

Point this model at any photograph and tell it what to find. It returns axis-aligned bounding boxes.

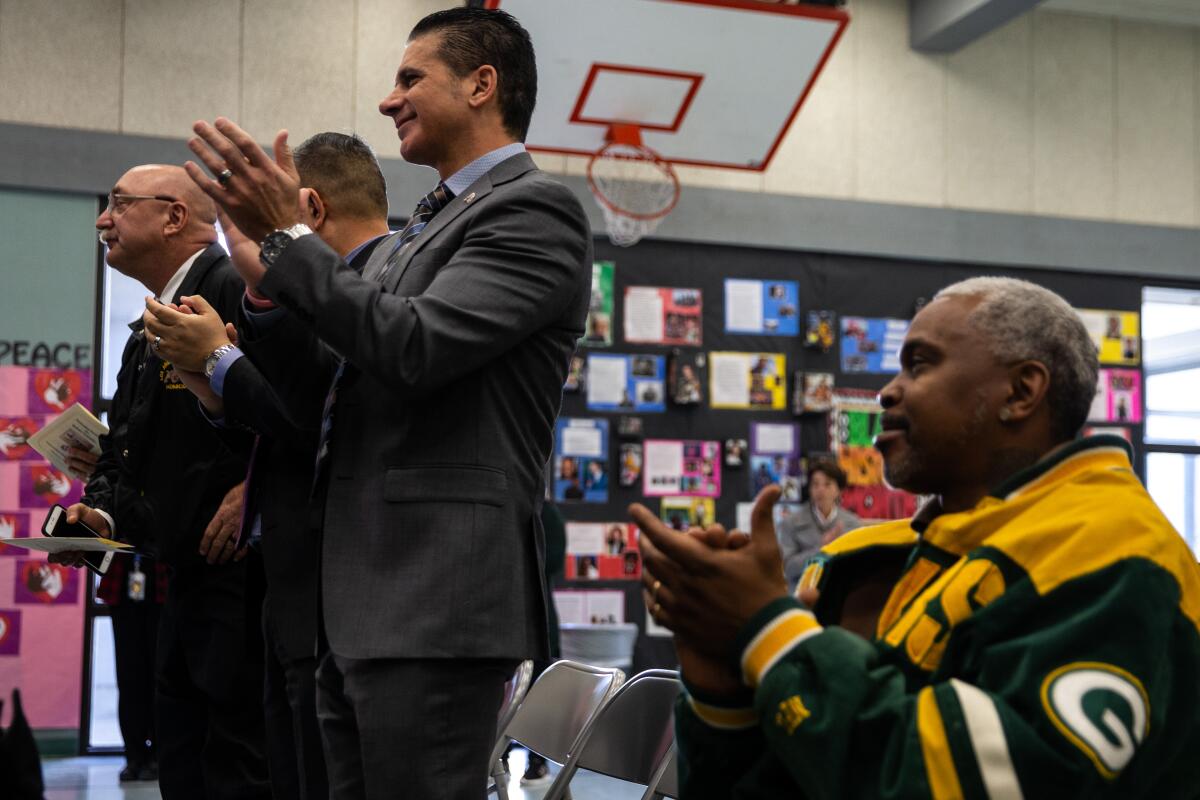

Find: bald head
[126,164,218,229]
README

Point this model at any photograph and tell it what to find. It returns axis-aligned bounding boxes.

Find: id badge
[127,555,146,602]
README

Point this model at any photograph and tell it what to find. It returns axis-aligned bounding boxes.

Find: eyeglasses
[105,192,178,215]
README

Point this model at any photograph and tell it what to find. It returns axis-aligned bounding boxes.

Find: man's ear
[163,201,188,236]
[300,188,326,230]
[1001,360,1051,424]
[466,64,498,109]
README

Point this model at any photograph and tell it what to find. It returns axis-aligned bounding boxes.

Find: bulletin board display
[552,237,1149,671]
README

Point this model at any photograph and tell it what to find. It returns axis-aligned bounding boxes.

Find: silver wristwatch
[259,223,313,268]
[204,344,238,379]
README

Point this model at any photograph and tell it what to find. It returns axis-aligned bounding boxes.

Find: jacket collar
[916,434,1136,552]
[382,152,538,292]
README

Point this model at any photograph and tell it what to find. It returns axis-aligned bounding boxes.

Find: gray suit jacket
[253,153,592,661]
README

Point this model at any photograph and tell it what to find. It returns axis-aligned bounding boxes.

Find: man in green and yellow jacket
[632,276,1200,799]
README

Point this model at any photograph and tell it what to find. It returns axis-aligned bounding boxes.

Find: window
[1142,287,1200,554]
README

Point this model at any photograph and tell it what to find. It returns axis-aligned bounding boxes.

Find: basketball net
[587,124,681,247]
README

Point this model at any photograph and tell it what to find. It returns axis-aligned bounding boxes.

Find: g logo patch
[1041,662,1149,779]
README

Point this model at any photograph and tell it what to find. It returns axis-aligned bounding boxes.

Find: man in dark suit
[180,7,592,797]
[144,132,391,800]
[55,165,269,799]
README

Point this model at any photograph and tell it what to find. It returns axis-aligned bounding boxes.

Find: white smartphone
[42,504,115,576]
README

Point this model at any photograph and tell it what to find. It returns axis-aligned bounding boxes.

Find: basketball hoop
[587,124,681,247]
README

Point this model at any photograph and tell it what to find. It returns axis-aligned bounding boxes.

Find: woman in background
[776,458,863,593]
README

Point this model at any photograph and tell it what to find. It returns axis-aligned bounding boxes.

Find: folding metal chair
[641,743,678,800]
[541,669,681,800]
[487,659,626,799]
[488,660,534,799]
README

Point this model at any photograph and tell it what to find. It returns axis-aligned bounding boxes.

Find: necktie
[377,182,454,282]
[311,183,454,491]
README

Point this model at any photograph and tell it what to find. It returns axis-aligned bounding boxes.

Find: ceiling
[1040,0,1200,28]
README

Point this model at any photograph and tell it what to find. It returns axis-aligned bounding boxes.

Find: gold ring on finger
[652,579,661,602]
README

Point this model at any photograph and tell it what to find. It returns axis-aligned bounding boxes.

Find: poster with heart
[0,609,21,655]
[28,368,90,415]
[0,416,40,461]
[14,559,80,605]
[18,464,80,508]
[0,510,30,557]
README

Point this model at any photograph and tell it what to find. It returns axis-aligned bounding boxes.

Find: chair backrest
[495,660,534,741]
[542,669,681,800]
[641,744,678,800]
[489,659,625,768]
[559,623,640,670]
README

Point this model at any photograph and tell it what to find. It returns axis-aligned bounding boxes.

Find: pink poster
[0,610,21,656]
[0,510,31,557]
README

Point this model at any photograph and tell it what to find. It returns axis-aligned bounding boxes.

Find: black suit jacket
[249,153,592,661]
[84,244,251,570]
[223,239,381,661]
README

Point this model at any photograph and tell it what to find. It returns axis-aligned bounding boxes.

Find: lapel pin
[463,192,476,205]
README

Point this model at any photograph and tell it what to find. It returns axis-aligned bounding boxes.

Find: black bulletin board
[553,235,1148,671]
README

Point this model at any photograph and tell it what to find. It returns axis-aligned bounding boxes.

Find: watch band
[204,344,237,379]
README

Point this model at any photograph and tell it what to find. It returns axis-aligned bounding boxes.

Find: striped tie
[312,183,454,491]
[377,182,454,282]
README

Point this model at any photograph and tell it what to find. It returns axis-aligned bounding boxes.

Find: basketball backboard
[483,0,849,171]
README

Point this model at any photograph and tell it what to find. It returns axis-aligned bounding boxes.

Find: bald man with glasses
[57,165,270,799]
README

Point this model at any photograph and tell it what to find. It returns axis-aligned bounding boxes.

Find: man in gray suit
[179,7,592,798]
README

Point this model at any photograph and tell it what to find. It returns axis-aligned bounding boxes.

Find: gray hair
[934,276,1098,441]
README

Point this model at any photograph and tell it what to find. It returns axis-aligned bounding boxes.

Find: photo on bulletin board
[580,261,615,347]
[794,372,835,415]
[563,354,586,393]
[660,497,716,530]
[840,317,908,374]
[623,287,702,346]
[724,279,800,336]
[1088,369,1142,423]
[668,350,705,406]
[586,354,666,412]
[708,352,787,410]
[563,522,640,580]
[619,443,642,487]
[805,310,836,352]
[749,422,804,501]
[553,589,626,625]
[0,510,31,557]
[554,418,609,503]
[643,439,721,497]
[1076,309,1140,365]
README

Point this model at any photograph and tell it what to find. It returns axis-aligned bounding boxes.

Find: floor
[42,749,649,799]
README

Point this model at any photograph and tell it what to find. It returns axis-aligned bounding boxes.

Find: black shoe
[520,754,551,786]
[137,760,159,782]
[118,763,140,782]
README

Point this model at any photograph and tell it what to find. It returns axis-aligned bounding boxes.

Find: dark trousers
[316,651,516,800]
[262,599,328,800]
[110,597,160,767]
[155,558,271,800]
